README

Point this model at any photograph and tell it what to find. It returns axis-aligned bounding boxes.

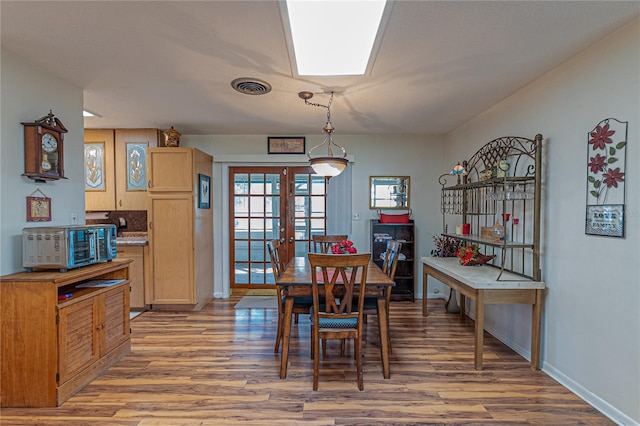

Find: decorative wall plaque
[585,118,627,237]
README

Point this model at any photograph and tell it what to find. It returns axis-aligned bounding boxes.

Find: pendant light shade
[299,91,348,179]
[310,156,348,177]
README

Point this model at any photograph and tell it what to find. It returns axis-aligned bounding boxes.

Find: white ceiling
[2,1,638,136]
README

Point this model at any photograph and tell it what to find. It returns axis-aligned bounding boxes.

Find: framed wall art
[198,174,211,209]
[26,189,51,222]
[585,118,627,237]
[267,137,305,154]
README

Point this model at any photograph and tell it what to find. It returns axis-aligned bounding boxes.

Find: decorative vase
[465,253,496,266]
[444,289,460,313]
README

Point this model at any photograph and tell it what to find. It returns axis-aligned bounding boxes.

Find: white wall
[0,48,86,275]
[444,18,640,425]
[185,134,447,299]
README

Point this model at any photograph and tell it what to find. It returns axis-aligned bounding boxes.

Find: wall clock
[22,110,68,182]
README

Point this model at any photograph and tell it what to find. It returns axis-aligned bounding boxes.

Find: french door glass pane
[249,218,265,240]
[234,196,248,216]
[250,174,265,194]
[310,196,325,216]
[249,197,264,216]
[250,240,266,261]
[235,263,248,283]
[234,218,248,239]
[235,240,248,261]
[235,174,249,194]
[311,175,326,194]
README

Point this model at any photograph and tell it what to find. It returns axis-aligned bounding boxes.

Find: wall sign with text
[585,118,627,237]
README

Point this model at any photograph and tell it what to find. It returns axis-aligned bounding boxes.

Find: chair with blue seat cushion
[308,252,370,391]
[267,239,313,353]
[361,240,401,354]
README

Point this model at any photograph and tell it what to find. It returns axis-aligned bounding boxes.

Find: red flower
[456,244,479,265]
[602,167,625,188]
[332,240,357,254]
[587,154,607,174]
[589,123,615,150]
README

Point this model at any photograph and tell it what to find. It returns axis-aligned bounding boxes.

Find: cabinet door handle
[119,199,122,207]
[148,180,152,188]
[149,222,153,230]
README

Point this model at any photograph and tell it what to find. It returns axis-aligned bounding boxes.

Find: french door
[229,166,329,290]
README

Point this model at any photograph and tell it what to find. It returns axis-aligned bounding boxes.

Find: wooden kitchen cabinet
[0,261,131,407]
[84,129,116,211]
[116,245,148,309]
[147,148,213,310]
[85,128,162,211]
[115,129,162,210]
[58,284,129,386]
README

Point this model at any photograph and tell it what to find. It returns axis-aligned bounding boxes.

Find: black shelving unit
[370,219,415,301]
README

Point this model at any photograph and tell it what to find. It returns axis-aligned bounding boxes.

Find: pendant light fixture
[299,91,348,179]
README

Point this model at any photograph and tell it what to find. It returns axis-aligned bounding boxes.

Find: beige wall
[444,18,640,425]
[0,48,86,275]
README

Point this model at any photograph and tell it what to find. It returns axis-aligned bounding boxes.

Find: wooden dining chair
[361,240,402,353]
[312,234,348,253]
[308,252,370,391]
[267,239,312,353]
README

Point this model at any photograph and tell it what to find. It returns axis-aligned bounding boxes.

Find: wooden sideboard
[1,260,132,407]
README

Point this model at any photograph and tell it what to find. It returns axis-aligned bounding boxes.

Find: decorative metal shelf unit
[440,135,543,281]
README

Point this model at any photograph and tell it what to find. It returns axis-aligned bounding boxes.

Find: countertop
[116,232,148,246]
[421,256,545,289]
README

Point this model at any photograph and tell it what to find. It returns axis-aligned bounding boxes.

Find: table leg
[460,292,466,318]
[280,296,294,379]
[422,266,428,317]
[530,289,543,370]
[474,290,485,370]
[377,297,391,379]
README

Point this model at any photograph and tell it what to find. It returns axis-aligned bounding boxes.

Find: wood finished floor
[1,298,612,425]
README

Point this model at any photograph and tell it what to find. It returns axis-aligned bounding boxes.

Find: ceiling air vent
[231,78,272,95]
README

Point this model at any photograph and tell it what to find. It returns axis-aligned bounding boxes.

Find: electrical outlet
[352,212,361,221]
[69,211,78,224]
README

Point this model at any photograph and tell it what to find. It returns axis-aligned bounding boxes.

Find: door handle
[288,237,294,243]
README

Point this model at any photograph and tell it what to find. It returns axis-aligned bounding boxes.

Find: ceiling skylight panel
[285,0,388,76]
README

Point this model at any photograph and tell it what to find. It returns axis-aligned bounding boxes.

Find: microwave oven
[22,225,117,272]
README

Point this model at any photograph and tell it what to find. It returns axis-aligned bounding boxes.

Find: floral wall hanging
[585,118,627,237]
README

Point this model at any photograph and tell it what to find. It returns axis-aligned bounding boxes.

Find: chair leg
[310,324,314,359]
[294,313,299,324]
[313,329,320,390]
[386,310,393,355]
[322,338,327,357]
[274,306,283,353]
[355,336,363,391]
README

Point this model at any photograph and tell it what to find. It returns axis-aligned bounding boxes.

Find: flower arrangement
[457,244,479,265]
[456,243,495,266]
[332,239,357,254]
[431,234,463,257]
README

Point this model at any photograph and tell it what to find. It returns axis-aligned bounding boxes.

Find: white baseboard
[542,362,638,426]
[482,317,637,426]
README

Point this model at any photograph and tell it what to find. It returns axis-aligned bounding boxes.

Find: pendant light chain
[298,90,348,179]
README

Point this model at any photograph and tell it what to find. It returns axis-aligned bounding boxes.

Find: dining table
[277,255,395,380]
